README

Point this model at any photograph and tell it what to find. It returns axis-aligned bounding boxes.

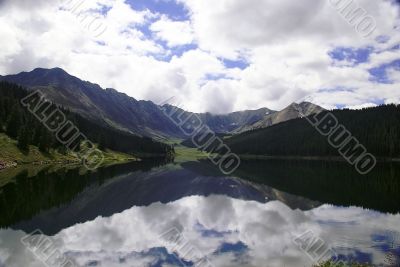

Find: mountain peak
[30,67,68,75]
[33,67,65,71]
[0,67,80,89]
[0,67,325,138]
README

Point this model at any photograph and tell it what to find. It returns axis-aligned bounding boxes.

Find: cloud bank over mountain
[0,0,399,113]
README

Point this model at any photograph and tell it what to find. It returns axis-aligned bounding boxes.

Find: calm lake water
[0,159,399,266]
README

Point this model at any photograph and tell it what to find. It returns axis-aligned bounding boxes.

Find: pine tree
[32,126,42,147]
[0,116,3,133]
[0,100,5,131]
[17,127,30,151]
[39,136,48,152]
[6,105,21,138]
[39,129,52,152]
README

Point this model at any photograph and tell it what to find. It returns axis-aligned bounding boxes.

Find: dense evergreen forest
[234,160,400,213]
[208,105,400,158]
[181,159,400,213]
[0,81,174,156]
[0,160,167,229]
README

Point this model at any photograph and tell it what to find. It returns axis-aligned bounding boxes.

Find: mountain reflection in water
[0,159,399,266]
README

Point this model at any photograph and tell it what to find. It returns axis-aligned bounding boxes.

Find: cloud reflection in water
[0,195,399,267]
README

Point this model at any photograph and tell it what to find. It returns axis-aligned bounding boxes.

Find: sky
[0,0,399,113]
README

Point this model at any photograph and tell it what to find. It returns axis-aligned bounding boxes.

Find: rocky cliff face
[234,102,324,133]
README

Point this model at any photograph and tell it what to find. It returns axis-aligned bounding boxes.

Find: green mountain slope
[0,81,173,160]
[1,68,327,139]
[1,68,321,138]
[224,105,400,158]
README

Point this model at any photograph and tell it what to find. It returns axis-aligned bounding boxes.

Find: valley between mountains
[0,67,399,171]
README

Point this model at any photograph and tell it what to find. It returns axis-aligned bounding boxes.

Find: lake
[0,159,399,267]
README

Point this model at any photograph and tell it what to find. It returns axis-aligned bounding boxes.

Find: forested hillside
[0,68,274,138]
[221,105,400,158]
[0,82,174,156]
[1,68,330,139]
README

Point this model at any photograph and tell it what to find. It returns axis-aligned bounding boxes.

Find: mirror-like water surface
[0,159,399,266]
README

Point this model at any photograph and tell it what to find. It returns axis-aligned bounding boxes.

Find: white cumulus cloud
[0,0,399,113]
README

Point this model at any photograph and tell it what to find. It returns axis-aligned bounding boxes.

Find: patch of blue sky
[335,104,347,109]
[222,58,249,70]
[126,0,190,21]
[170,43,198,57]
[391,43,400,50]
[371,99,385,105]
[135,18,198,61]
[369,59,400,84]
[204,73,229,81]
[329,46,373,66]
[375,35,390,44]
[333,249,373,265]
[212,242,250,264]
[195,223,235,238]
[92,247,194,267]
[151,41,198,61]
[371,233,394,244]
[345,250,373,264]
[143,247,194,267]
[136,20,155,39]
[95,40,106,46]
[97,3,113,15]
[213,241,249,256]
[198,73,231,87]
[334,99,384,109]
[316,219,358,225]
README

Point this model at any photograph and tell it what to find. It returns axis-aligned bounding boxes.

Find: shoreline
[0,158,137,172]
[0,152,173,172]
[0,159,81,171]
[237,154,400,163]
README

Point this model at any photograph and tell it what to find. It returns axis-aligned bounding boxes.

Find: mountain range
[223,104,400,159]
[0,68,323,140]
